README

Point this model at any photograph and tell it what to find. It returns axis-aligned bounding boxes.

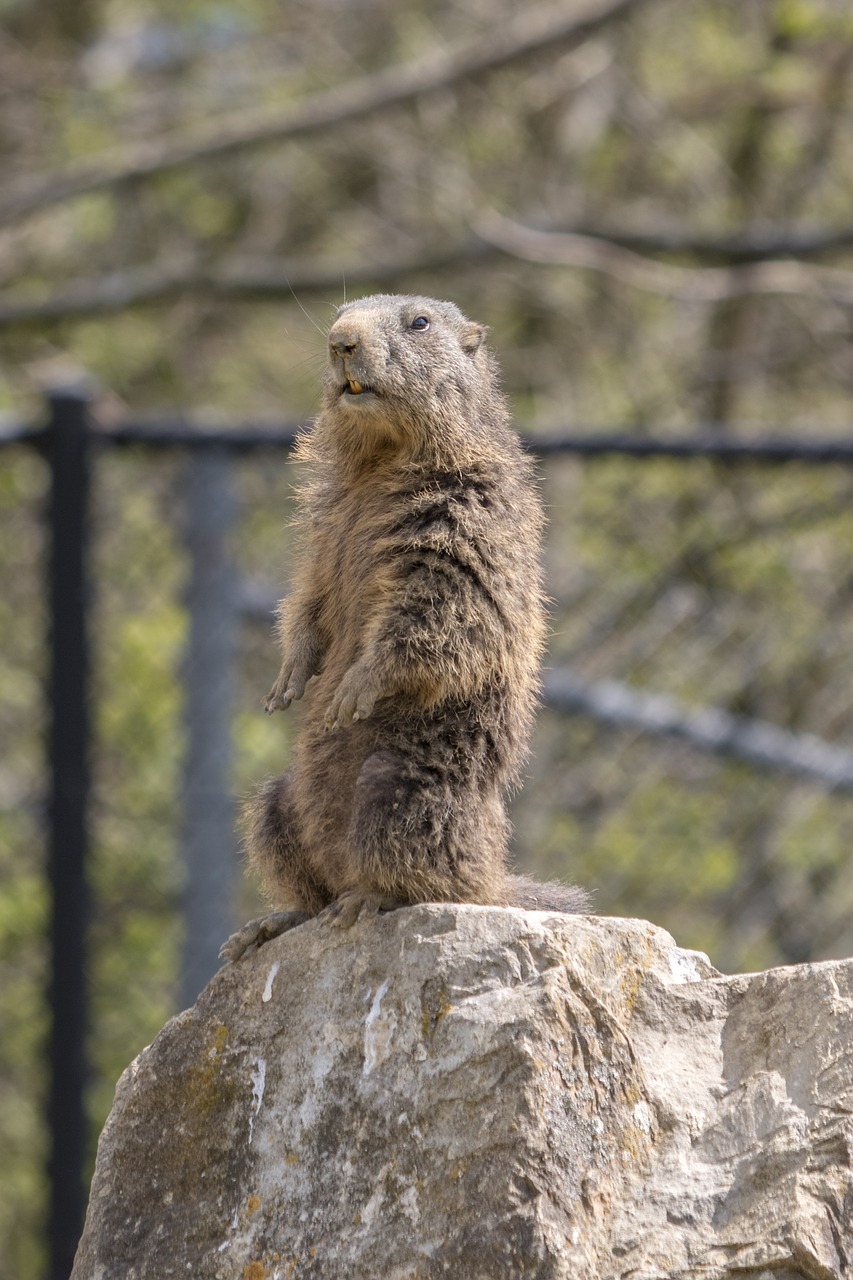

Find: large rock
[71,906,853,1279]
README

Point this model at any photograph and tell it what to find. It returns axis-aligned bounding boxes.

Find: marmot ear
[461,322,487,355]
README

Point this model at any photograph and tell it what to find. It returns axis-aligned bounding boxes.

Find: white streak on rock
[262,961,280,1003]
[363,979,392,1076]
[249,1057,266,1144]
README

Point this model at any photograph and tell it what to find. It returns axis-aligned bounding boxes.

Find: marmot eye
[410,315,430,331]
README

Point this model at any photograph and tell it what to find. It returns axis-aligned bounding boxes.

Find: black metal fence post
[45,385,93,1280]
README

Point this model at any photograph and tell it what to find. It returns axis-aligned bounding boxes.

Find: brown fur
[232,294,587,950]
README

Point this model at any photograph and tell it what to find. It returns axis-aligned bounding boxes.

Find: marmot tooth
[348,379,364,394]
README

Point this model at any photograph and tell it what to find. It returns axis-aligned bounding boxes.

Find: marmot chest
[317,485,402,650]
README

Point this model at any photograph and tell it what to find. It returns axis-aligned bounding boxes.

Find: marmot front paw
[264,662,311,714]
[323,662,383,731]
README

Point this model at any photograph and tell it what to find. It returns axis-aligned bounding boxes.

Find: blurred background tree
[3,0,853,1275]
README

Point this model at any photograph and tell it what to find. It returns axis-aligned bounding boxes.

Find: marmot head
[315,294,509,469]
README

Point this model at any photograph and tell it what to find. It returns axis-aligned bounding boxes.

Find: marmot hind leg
[335,749,507,918]
[222,771,332,962]
[219,909,312,962]
[243,770,331,915]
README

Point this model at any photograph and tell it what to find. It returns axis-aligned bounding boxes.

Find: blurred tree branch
[474,212,853,305]
[0,0,649,230]
[543,668,853,793]
[541,223,853,263]
[8,220,853,330]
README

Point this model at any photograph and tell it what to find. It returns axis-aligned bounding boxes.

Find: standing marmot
[222,294,587,961]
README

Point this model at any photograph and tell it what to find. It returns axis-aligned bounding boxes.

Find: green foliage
[0,449,48,1280]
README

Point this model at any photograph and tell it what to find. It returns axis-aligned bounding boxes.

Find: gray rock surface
[71,906,853,1279]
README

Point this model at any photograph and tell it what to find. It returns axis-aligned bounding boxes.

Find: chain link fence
[3,398,853,1277]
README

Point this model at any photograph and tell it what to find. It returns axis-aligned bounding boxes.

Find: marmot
[222,294,588,961]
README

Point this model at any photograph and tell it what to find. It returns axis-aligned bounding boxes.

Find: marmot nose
[329,328,359,358]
